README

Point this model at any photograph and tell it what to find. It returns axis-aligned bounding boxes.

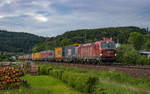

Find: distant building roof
[116,43,120,48]
[139,50,150,54]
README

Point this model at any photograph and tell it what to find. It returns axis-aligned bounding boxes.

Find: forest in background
[32,26,149,52]
[0,30,45,53]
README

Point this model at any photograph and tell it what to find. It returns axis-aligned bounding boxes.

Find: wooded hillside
[32,26,149,52]
[0,30,45,53]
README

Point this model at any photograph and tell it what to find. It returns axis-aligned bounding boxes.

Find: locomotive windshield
[101,42,116,49]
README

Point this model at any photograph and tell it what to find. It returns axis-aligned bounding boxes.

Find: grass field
[45,63,150,94]
[0,75,84,94]
[1,62,150,94]
[50,64,150,88]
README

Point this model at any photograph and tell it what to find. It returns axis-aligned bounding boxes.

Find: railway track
[39,61,150,78]
[109,63,150,70]
[44,62,150,70]
[23,60,150,78]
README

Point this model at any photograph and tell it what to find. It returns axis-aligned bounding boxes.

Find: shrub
[136,55,148,65]
[39,65,52,75]
[148,58,150,65]
[117,44,140,65]
[61,72,98,94]
[49,70,99,94]
[49,70,64,80]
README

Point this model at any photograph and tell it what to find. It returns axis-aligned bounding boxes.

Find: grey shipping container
[29,54,32,60]
[64,45,79,62]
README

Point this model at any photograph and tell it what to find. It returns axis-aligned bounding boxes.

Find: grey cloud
[0,0,150,36]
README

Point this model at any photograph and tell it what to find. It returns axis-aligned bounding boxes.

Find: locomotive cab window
[101,42,115,49]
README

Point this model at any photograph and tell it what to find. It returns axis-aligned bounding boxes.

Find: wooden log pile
[0,67,24,90]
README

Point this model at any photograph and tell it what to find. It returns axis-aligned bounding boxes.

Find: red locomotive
[77,38,116,63]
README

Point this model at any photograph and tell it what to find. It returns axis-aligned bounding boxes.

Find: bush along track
[50,70,98,93]
[37,63,150,94]
[38,64,99,94]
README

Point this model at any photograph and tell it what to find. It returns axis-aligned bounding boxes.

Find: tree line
[0,30,45,53]
[32,26,149,52]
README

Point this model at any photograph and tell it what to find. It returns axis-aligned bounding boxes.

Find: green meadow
[1,63,150,94]
[0,75,83,94]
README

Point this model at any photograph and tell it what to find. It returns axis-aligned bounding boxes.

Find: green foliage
[128,32,145,50]
[38,63,150,94]
[48,69,98,94]
[39,65,52,75]
[38,64,99,94]
[0,30,45,53]
[0,52,9,61]
[96,81,145,94]
[136,55,149,65]
[142,34,150,50]
[117,44,150,65]
[143,41,150,50]
[49,70,64,80]
[61,38,72,47]
[117,44,140,64]
[5,75,82,94]
[61,72,98,94]
[33,26,147,51]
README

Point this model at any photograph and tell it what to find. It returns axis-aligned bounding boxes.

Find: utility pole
[85,32,87,43]
[147,27,149,32]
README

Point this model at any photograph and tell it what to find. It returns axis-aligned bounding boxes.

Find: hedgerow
[49,70,99,94]
[49,70,64,80]
[38,64,52,75]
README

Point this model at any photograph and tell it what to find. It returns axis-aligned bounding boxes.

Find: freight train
[18,38,116,64]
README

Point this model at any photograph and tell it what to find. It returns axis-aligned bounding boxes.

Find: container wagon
[55,48,64,62]
[63,44,79,63]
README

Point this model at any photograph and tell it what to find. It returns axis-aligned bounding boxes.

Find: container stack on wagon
[18,38,117,64]
[63,44,79,62]
[40,50,54,61]
[55,48,64,62]
[47,50,54,61]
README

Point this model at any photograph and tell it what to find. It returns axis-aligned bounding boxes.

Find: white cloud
[0,15,4,19]
[5,0,13,4]
[0,0,14,7]
[31,1,51,8]
[34,15,48,22]
[24,12,48,22]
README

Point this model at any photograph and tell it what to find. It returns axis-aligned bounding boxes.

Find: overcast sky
[0,0,150,37]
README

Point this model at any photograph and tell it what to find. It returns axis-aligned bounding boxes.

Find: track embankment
[47,62,150,78]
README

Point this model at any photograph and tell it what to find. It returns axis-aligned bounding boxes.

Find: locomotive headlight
[100,53,103,56]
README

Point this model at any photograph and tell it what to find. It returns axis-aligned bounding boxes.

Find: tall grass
[37,63,150,94]
[1,75,84,94]
[47,64,150,89]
